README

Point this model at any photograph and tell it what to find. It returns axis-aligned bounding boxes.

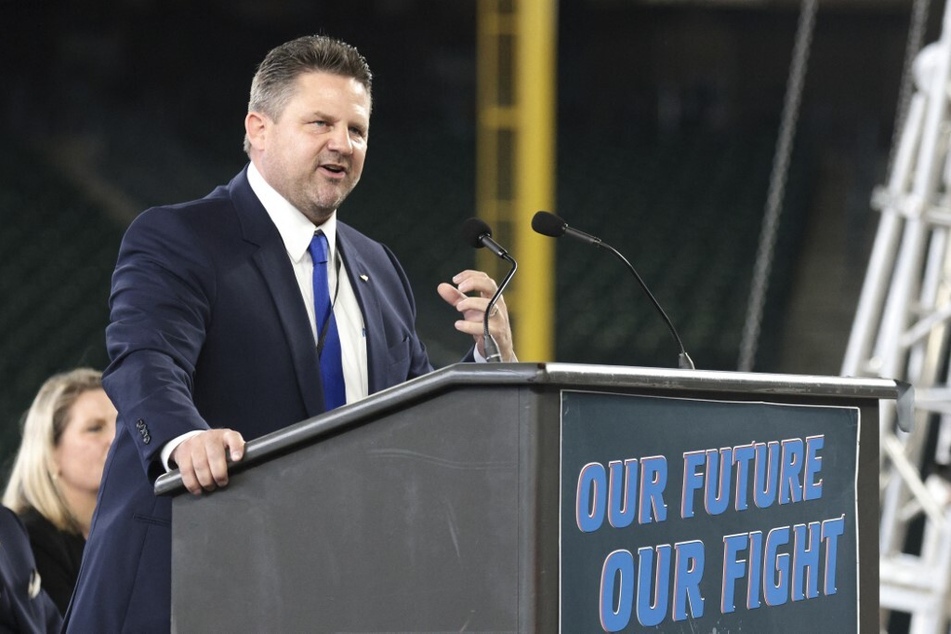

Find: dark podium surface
[156,363,907,633]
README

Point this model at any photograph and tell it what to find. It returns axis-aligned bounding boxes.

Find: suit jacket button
[136,419,146,430]
[142,433,151,444]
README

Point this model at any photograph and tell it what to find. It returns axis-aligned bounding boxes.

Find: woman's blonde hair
[2,368,104,533]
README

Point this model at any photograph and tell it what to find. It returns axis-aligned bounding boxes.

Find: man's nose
[327,126,353,154]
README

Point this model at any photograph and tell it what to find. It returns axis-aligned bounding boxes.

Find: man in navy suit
[64,34,515,632]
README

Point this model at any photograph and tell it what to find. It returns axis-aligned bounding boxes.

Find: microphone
[531,211,695,370]
[531,211,601,246]
[461,218,518,362]
[462,217,509,257]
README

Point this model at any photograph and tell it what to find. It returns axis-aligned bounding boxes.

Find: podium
[156,363,907,633]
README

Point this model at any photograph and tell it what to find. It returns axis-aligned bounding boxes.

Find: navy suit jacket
[65,167,436,632]
[0,506,61,633]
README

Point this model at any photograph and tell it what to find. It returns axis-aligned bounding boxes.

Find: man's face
[252,71,370,224]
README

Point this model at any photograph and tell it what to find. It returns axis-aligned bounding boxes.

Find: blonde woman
[2,368,117,615]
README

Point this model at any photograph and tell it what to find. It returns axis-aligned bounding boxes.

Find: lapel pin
[360,274,369,282]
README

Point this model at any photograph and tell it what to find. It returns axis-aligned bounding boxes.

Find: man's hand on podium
[171,429,246,495]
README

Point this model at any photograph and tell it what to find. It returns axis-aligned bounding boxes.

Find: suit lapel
[337,227,388,395]
[229,169,325,418]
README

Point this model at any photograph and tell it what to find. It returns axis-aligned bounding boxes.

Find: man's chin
[316,189,353,214]
[302,193,351,223]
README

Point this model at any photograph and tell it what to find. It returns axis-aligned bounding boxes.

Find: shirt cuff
[473,345,516,363]
[161,430,204,472]
[473,345,487,363]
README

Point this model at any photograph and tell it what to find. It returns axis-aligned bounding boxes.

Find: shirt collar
[246,161,337,264]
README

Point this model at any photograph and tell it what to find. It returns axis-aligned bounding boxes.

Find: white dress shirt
[246,162,369,403]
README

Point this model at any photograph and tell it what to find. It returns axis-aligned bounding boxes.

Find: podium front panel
[171,386,539,632]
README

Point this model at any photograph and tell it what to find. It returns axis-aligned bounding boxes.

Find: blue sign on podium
[561,391,860,633]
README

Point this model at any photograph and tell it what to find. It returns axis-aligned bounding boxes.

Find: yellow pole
[514,0,556,361]
[475,0,556,361]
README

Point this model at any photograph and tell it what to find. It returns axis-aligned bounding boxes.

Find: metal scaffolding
[842,5,951,630]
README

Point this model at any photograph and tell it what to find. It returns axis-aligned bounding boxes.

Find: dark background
[0,0,922,474]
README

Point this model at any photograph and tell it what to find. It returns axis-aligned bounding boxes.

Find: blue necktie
[308,232,346,410]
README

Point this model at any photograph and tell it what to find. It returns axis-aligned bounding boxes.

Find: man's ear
[245,112,268,151]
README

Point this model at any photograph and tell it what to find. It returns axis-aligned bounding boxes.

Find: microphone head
[531,211,567,238]
[461,217,492,248]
